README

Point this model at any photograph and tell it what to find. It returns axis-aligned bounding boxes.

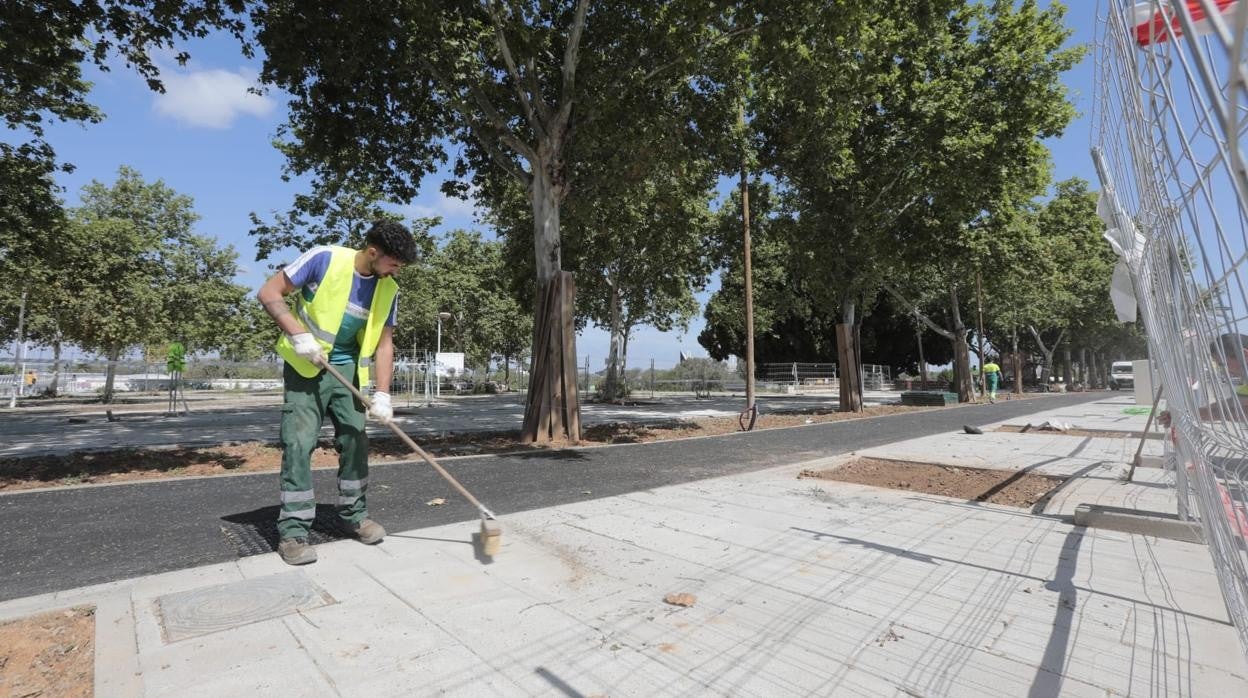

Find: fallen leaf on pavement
[663,593,697,607]
[426,497,446,506]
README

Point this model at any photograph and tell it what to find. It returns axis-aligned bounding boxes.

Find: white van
[1110,361,1134,390]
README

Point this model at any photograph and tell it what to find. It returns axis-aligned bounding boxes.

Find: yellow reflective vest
[275,246,398,386]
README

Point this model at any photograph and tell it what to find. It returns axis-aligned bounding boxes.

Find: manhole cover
[220,504,352,558]
[156,571,335,642]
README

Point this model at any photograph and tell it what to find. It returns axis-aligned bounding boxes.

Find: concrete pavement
[1,394,1244,696]
[0,394,1104,601]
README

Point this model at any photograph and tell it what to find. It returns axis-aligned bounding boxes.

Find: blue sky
[25,1,1101,368]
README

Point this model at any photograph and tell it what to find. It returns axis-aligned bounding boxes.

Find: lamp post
[436,311,451,398]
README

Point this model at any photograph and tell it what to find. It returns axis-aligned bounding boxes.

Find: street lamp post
[436,311,451,398]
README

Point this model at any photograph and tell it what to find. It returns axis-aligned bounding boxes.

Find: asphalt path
[0,393,1105,602]
[0,392,901,458]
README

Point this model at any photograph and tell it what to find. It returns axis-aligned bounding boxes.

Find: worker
[257,220,417,565]
[982,358,1002,402]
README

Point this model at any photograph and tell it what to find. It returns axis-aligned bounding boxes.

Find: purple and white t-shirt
[282,246,398,364]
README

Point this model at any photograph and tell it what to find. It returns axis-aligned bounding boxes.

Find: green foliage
[248,177,434,264]
[43,168,249,398]
[166,342,186,373]
[0,1,247,262]
[751,1,958,313]
[251,1,755,433]
[215,297,283,362]
[431,230,531,369]
[658,357,735,384]
[699,184,835,362]
[893,0,1082,272]
[389,230,531,372]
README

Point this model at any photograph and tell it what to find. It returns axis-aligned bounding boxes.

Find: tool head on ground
[479,517,502,558]
[318,357,504,561]
[963,425,984,435]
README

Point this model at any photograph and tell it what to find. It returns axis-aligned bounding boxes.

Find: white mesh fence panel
[1094,0,1248,656]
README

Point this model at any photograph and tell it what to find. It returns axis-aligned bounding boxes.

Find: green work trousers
[987,372,1000,398]
[277,361,369,539]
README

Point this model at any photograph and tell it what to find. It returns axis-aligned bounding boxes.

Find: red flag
[1133,0,1238,46]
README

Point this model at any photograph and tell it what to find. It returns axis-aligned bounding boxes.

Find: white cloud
[152,66,275,129]
[402,188,478,222]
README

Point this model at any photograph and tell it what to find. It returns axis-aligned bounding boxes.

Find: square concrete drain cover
[157,571,335,642]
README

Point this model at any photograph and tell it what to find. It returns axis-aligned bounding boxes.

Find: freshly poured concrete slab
[2,395,1245,696]
[156,570,334,642]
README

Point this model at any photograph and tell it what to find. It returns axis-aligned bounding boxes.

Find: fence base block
[1073,503,1204,544]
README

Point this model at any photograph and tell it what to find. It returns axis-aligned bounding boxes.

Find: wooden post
[975,272,987,395]
[741,162,756,417]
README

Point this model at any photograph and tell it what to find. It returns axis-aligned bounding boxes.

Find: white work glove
[290,332,325,364]
[369,391,394,424]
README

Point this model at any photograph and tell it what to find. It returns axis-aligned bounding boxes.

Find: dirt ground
[800,456,1064,508]
[0,404,935,492]
[0,606,95,698]
[994,424,1160,439]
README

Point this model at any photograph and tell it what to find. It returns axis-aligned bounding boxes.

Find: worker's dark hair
[364,219,418,263]
[1211,333,1248,361]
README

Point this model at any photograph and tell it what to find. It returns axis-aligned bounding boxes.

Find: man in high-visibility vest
[982,358,1002,403]
[257,220,417,565]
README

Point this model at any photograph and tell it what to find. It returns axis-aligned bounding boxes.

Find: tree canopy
[53,168,248,401]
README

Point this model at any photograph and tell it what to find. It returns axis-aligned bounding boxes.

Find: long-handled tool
[318,360,502,557]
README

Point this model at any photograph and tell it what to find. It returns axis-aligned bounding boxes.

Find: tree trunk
[103,346,120,403]
[975,272,986,396]
[621,328,630,396]
[503,353,511,389]
[837,299,862,412]
[7,289,26,408]
[521,161,579,442]
[916,327,928,390]
[521,271,581,444]
[531,162,562,282]
[1012,328,1023,395]
[48,336,62,397]
[1062,346,1073,387]
[949,285,973,402]
[1079,347,1088,387]
[1028,326,1064,392]
[602,278,623,401]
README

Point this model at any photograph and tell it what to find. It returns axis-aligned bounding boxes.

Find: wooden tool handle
[318,360,494,518]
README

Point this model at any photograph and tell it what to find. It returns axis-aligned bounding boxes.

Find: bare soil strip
[800,456,1063,508]
[0,606,95,698]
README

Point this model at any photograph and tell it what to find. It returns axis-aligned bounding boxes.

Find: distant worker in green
[982,358,1002,403]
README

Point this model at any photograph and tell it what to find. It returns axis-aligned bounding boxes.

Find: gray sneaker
[277,537,317,565]
[348,518,386,545]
